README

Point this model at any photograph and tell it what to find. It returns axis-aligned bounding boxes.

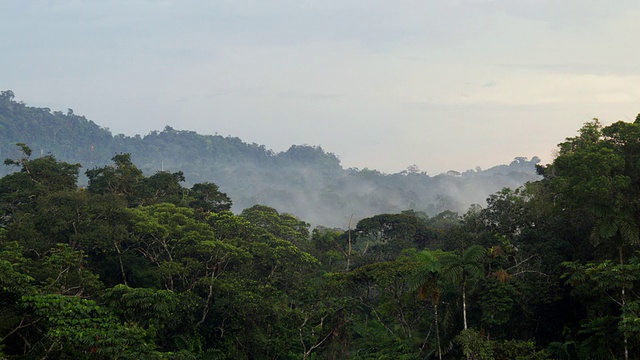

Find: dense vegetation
[3,90,640,358]
[0,90,539,227]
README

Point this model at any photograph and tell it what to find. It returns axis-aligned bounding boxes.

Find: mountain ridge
[0,90,540,227]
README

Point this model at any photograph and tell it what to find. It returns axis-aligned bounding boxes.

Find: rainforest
[2,91,640,359]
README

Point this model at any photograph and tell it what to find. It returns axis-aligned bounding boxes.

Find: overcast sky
[2,1,639,174]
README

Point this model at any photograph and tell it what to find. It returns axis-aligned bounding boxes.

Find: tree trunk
[435,303,442,360]
[462,283,468,331]
[346,214,353,271]
[620,246,628,360]
[114,241,128,286]
[463,283,470,360]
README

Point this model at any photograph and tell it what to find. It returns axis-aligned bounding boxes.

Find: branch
[510,270,549,278]
[299,308,347,360]
[1,316,40,342]
[358,299,395,336]
[506,255,537,270]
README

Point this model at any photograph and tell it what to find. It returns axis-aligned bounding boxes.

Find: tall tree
[412,249,445,360]
[539,119,640,262]
[0,143,81,222]
[188,182,232,214]
[86,153,144,203]
[539,116,640,359]
[440,245,486,332]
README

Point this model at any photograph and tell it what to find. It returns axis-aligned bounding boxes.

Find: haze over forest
[0,90,540,227]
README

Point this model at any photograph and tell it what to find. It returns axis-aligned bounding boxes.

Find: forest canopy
[2,116,640,358]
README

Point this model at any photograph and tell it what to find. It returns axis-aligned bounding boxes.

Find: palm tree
[412,250,444,360]
[413,246,486,360]
[440,245,485,331]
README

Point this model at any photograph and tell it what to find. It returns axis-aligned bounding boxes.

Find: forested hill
[0,90,539,226]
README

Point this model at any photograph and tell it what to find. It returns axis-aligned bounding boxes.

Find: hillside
[0,90,540,227]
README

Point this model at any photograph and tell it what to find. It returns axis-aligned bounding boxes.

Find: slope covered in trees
[3,117,640,358]
[0,90,539,227]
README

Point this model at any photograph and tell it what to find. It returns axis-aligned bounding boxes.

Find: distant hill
[0,90,540,227]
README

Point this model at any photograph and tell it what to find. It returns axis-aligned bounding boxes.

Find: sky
[2,0,640,174]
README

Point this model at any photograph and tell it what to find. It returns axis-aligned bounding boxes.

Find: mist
[0,95,540,228]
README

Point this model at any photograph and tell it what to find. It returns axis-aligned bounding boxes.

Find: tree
[86,153,144,203]
[538,119,640,263]
[311,226,351,271]
[326,254,426,359]
[19,294,159,358]
[354,212,438,264]
[562,258,640,358]
[0,143,81,222]
[126,203,216,291]
[188,182,232,214]
[412,249,446,360]
[0,239,36,355]
[135,170,186,206]
[240,205,310,249]
[0,90,15,101]
[538,116,640,359]
[440,245,486,332]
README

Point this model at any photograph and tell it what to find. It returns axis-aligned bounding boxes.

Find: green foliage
[456,329,549,360]
[540,118,640,258]
[412,249,443,301]
[456,328,495,360]
[35,244,103,296]
[0,240,34,293]
[6,111,640,358]
[241,204,311,249]
[479,280,517,328]
[0,143,81,224]
[136,170,187,206]
[20,294,159,358]
[188,182,232,214]
[440,245,486,286]
[354,212,438,264]
[102,285,184,327]
[561,258,640,357]
[311,226,349,271]
[86,153,145,202]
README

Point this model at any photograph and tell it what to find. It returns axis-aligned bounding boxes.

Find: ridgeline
[0,90,539,227]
